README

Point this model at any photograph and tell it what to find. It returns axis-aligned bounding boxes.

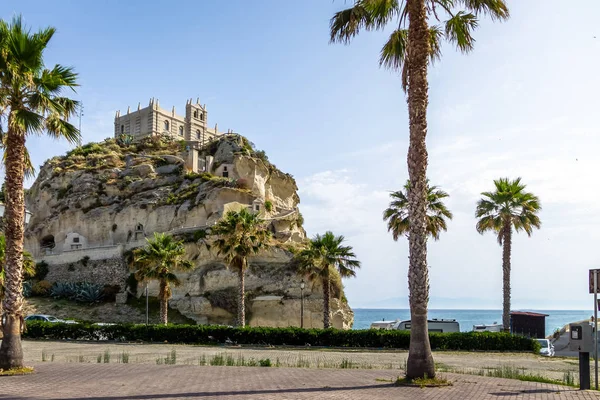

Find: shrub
[51,282,77,299]
[264,200,273,213]
[74,282,104,303]
[32,280,52,297]
[80,256,91,267]
[22,280,33,298]
[22,323,540,353]
[34,261,49,281]
[102,285,121,302]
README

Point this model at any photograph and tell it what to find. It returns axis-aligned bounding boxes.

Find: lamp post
[145,283,149,325]
[300,280,305,329]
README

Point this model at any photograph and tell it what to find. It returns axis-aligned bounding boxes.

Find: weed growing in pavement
[210,353,225,366]
[41,350,48,362]
[396,374,453,388]
[340,358,354,369]
[97,354,102,363]
[259,358,271,367]
[103,350,111,363]
[198,355,207,366]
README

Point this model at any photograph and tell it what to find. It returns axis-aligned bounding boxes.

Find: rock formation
[24,134,353,329]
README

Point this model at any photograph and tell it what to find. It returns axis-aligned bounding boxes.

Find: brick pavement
[2,363,600,400]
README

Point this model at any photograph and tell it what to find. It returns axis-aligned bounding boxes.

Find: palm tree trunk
[159,280,168,325]
[0,120,26,370]
[322,271,331,328]
[237,266,246,327]
[405,0,435,380]
[502,222,512,333]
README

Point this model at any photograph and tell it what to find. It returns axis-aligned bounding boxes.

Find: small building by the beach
[510,311,548,338]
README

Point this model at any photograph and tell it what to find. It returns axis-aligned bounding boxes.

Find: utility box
[568,323,594,352]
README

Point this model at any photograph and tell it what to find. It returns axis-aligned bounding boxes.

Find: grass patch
[0,366,35,376]
[444,365,578,388]
[395,375,453,388]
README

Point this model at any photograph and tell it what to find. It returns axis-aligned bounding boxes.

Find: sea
[352,309,592,337]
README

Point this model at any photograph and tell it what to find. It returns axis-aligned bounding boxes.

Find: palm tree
[476,177,541,332]
[211,208,271,327]
[0,16,80,370]
[296,232,360,328]
[330,0,509,378]
[0,234,36,309]
[131,233,193,325]
[383,180,452,241]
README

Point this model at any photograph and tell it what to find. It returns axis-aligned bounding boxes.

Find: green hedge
[23,322,540,352]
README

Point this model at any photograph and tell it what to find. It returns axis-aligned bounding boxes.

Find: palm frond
[444,11,478,53]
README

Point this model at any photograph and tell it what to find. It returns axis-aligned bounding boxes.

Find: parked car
[536,339,555,357]
[24,314,77,324]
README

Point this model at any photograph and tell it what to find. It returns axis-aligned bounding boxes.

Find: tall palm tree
[330,0,509,378]
[0,234,36,317]
[295,232,360,328]
[131,233,193,325]
[476,177,541,332]
[383,180,452,241]
[211,208,271,327]
[0,16,80,370]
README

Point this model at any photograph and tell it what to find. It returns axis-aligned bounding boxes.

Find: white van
[393,318,460,333]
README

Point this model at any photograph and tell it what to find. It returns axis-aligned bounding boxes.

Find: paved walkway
[2,363,600,399]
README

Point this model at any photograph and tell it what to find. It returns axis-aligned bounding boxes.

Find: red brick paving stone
[2,364,600,400]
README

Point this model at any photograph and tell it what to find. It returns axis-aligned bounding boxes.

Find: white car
[536,339,555,357]
[24,314,77,324]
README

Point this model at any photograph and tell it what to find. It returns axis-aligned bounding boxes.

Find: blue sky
[3,1,600,310]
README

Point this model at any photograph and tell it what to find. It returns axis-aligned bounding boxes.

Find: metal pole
[145,284,149,325]
[594,270,598,390]
[300,286,304,329]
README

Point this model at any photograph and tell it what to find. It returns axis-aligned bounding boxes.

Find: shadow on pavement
[0,383,398,400]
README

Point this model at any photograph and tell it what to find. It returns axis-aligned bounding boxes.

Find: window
[193,110,198,119]
[163,120,169,132]
[179,126,184,136]
[200,113,204,121]
[222,166,228,178]
[121,125,124,134]
[196,130,201,140]
[73,237,80,243]
[254,204,260,212]
[136,224,143,232]
[71,244,82,250]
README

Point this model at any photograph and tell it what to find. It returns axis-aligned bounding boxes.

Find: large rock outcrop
[24,135,353,329]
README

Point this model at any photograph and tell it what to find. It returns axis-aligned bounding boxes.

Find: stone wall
[44,257,128,288]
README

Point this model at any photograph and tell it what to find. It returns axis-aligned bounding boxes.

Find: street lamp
[300,280,305,329]
[145,283,149,325]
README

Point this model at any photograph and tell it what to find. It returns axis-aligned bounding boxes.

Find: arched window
[163,120,169,132]
[136,223,143,232]
[196,130,201,140]
[179,126,184,136]
[200,113,205,121]
[193,110,198,119]
[222,166,229,178]
[121,125,124,134]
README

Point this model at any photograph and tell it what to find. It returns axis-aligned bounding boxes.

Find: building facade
[114,98,232,173]
[114,98,223,146]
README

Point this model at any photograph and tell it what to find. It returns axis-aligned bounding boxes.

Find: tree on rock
[131,233,193,325]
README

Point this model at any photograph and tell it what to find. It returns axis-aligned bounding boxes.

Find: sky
[2,1,600,310]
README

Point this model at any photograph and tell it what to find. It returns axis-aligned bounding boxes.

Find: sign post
[589,269,600,390]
